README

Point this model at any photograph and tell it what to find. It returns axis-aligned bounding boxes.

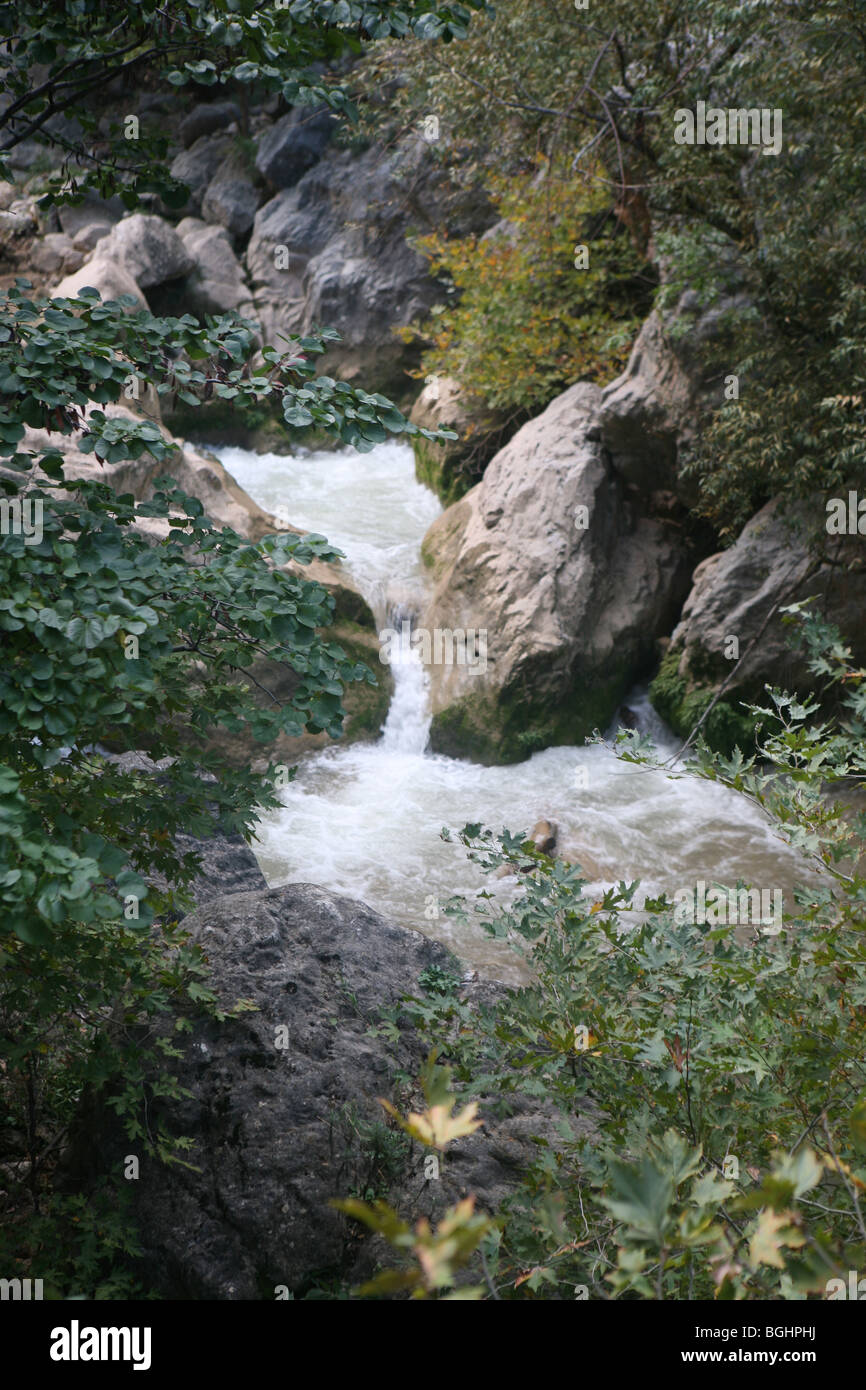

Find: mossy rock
[429,667,629,765]
[649,647,759,755]
[413,434,473,508]
[202,622,391,769]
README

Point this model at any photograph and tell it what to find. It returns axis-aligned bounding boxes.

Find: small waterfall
[380,606,432,756]
[212,439,816,983]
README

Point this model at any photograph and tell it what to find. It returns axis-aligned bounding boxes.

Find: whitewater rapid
[214,439,811,983]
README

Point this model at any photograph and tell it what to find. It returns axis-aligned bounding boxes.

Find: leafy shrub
[358,611,866,1298]
[400,157,652,421]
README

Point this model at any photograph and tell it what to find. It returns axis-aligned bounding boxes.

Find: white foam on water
[213,440,816,983]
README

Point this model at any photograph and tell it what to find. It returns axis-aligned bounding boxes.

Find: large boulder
[94,213,195,289]
[173,217,255,319]
[420,382,694,762]
[650,498,866,751]
[255,105,336,189]
[65,883,565,1298]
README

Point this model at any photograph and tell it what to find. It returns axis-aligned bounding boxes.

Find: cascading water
[214,440,814,983]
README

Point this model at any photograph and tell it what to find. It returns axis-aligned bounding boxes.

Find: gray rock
[7,140,44,171]
[174,217,255,318]
[599,255,755,500]
[29,231,84,276]
[179,100,241,149]
[70,222,113,253]
[57,189,124,242]
[65,883,569,1298]
[651,497,866,742]
[201,151,260,241]
[247,137,495,394]
[52,255,148,310]
[96,213,195,289]
[420,382,694,762]
[254,105,335,189]
[169,132,233,216]
[88,751,268,905]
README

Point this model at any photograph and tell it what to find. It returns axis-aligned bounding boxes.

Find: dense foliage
[356,612,866,1298]
[397,155,653,422]
[359,0,866,535]
[0,2,465,1294]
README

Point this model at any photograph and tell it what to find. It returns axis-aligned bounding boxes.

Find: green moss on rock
[429,668,628,765]
[413,436,473,508]
[649,647,758,755]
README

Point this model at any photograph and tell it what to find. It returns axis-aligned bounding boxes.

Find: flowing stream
[215,440,813,983]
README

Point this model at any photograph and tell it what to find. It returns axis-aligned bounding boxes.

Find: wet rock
[530,819,558,853]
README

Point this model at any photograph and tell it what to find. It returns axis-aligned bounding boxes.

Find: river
[214,439,812,983]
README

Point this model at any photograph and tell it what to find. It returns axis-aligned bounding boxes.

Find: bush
[400,157,653,421]
[357,610,866,1299]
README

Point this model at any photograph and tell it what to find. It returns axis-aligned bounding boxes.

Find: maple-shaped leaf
[748,1209,805,1269]
[381,1097,482,1151]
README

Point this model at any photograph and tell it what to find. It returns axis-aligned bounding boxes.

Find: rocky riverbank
[6,87,863,766]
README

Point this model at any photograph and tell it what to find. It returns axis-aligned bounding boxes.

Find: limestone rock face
[247,137,494,396]
[65,884,566,1298]
[650,498,866,749]
[420,382,694,762]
